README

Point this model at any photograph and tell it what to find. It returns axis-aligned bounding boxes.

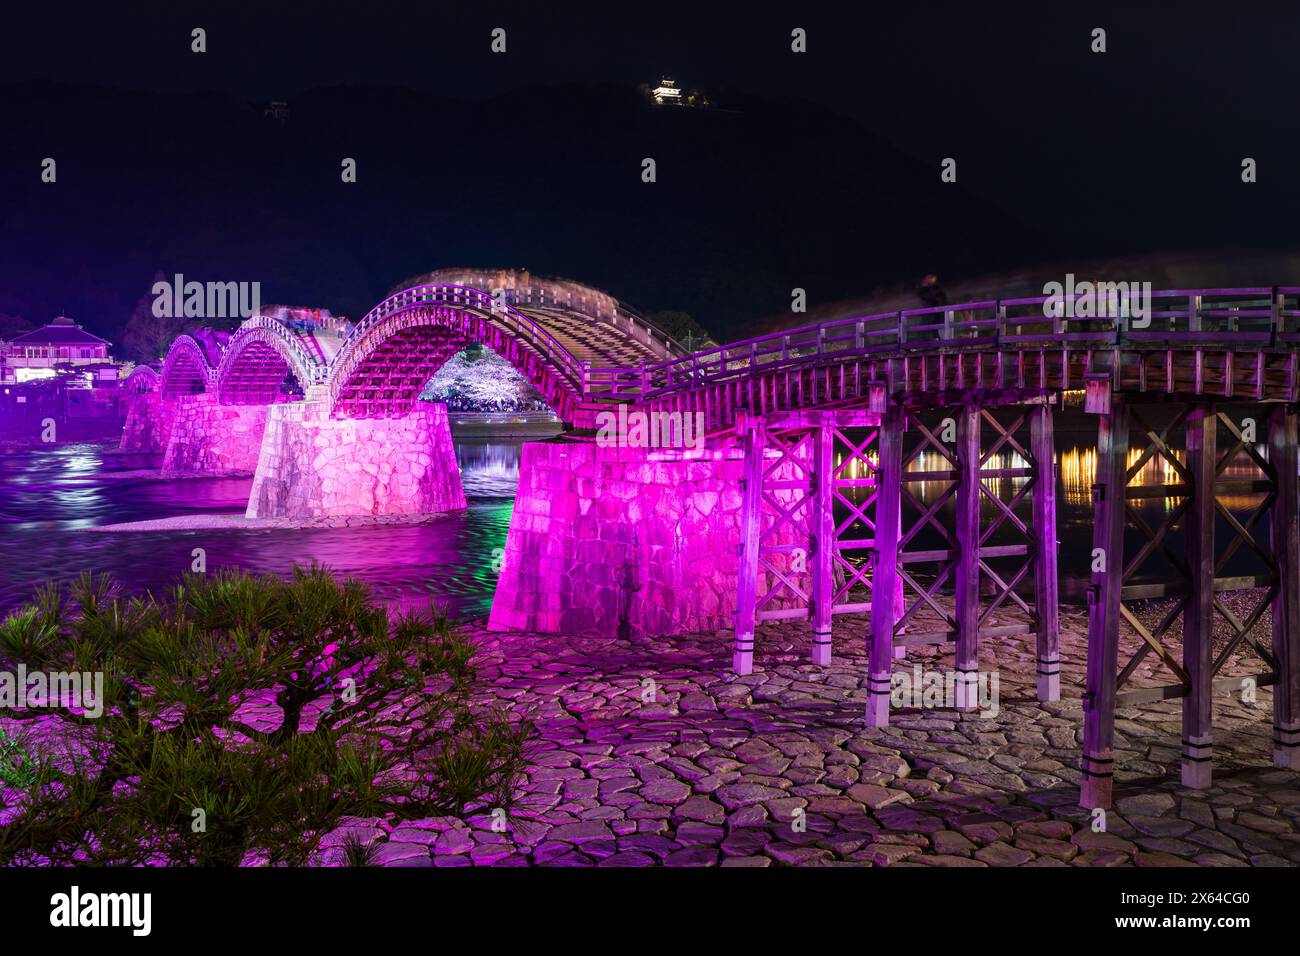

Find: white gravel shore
[90,511,453,532]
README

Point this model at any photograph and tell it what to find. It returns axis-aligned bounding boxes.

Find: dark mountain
[0,80,1051,345]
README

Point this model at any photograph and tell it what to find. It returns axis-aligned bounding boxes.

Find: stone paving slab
[343,603,1299,867]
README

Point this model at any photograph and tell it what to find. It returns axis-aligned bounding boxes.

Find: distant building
[648,77,710,109]
[2,316,113,384]
[652,78,683,105]
[264,101,290,123]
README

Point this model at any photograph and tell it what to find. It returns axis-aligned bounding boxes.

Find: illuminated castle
[652,78,683,105]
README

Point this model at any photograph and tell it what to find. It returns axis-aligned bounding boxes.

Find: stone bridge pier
[488,440,757,639]
[159,393,271,477]
[246,401,465,520]
[488,411,846,660]
[120,391,178,454]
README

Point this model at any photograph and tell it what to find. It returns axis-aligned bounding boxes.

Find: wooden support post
[1182,405,1216,788]
[1081,399,1129,809]
[1030,403,1061,702]
[867,403,904,726]
[893,574,907,659]
[734,415,765,675]
[1269,405,1300,769]
[954,404,982,710]
[810,415,835,665]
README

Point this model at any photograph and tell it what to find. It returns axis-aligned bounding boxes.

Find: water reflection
[456,440,523,498]
[1058,445,1267,513]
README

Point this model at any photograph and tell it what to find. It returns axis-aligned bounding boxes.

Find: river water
[0,431,1272,619]
[0,439,520,618]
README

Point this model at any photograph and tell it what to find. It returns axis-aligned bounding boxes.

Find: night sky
[3,2,1298,342]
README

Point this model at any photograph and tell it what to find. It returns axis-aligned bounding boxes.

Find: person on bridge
[917,272,948,309]
[915,273,950,340]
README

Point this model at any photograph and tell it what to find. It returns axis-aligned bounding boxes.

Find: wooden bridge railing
[329,283,591,409]
[503,285,684,359]
[587,286,1300,402]
[222,314,331,388]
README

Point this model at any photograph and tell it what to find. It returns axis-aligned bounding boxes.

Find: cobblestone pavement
[329,604,1300,867]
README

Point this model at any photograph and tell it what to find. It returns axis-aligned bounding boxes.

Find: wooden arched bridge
[152,270,682,422]
[132,276,1300,809]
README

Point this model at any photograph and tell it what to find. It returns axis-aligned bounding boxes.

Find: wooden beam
[810,415,835,665]
[1270,405,1300,769]
[1118,671,1276,706]
[1030,403,1061,701]
[1081,399,1129,809]
[1182,405,1216,788]
[867,402,904,726]
[733,413,765,675]
[954,404,982,710]
[1118,603,1191,686]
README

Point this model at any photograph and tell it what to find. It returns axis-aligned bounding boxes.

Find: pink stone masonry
[159,393,269,477]
[246,401,466,520]
[119,391,178,453]
[488,441,811,639]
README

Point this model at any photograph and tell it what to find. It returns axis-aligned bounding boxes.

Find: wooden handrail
[626,286,1300,401]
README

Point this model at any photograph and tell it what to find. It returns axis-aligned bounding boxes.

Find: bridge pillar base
[246,401,464,520]
[160,394,269,477]
[1079,754,1114,811]
[489,441,772,638]
[1275,724,1300,771]
[1180,736,1213,789]
[810,633,832,666]
[864,675,892,727]
[1035,667,1060,704]
[120,391,178,454]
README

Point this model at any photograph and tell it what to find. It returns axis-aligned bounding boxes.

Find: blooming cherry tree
[421,345,547,412]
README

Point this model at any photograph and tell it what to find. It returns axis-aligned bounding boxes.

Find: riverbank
[0,417,124,450]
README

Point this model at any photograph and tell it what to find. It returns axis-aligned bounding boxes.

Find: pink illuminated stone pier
[488,441,754,638]
[489,408,903,677]
[247,400,464,519]
[160,393,270,477]
[120,390,177,454]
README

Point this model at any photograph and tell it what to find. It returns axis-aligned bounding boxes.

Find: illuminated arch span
[324,277,681,423]
[157,334,218,398]
[123,365,159,394]
[215,316,328,404]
